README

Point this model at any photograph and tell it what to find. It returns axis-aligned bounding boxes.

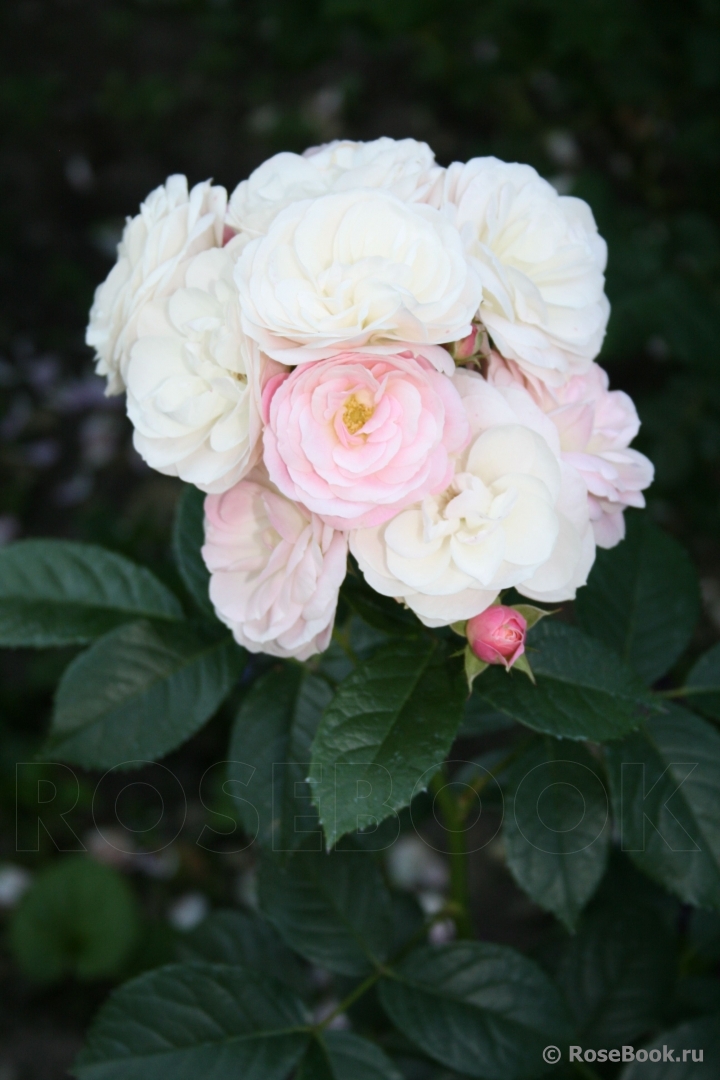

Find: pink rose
[487,354,653,548]
[466,605,527,668]
[202,467,348,660]
[262,350,469,530]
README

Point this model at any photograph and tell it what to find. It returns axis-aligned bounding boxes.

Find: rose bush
[6,136,709,1080]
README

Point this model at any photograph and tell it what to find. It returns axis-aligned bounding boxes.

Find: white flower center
[421,472,518,543]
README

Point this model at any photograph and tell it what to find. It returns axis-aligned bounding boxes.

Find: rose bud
[466,605,528,669]
[451,327,480,361]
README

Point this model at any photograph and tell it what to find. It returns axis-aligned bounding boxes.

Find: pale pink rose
[202,467,348,660]
[262,350,469,530]
[487,353,653,548]
[466,605,527,668]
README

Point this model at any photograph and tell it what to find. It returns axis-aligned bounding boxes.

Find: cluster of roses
[87,138,653,661]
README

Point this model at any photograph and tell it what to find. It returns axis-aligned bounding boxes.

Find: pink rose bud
[466,606,527,669]
[452,327,479,361]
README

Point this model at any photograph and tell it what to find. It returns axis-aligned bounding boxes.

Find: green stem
[657,685,699,699]
[315,968,383,1031]
[330,624,358,665]
[430,771,473,938]
[314,906,456,1031]
[457,742,528,816]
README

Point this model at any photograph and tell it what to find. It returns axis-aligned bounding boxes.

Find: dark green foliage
[605,705,720,910]
[310,639,466,847]
[172,485,214,618]
[10,856,139,983]
[476,621,653,740]
[229,666,332,849]
[0,540,184,647]
[47,620,244,768]
[503,737,610,929]
[296,1032,404,1080]
[378,942,573,1078]
[259,846,394,976]
[619,1014,720,1078]
[556,898,676,1044]
[74,963,309,1080]
[177,909,307,994]
[575,514,700,684]
[686,642,720,719]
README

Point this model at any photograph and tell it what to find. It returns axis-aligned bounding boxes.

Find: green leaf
[688,908,720,962]
[605,705,720,910]
[503,738,610,930]
[340,573,421,636]
[378,942,573,1079]
[259,847,393,976]
[686,642,720,719]
[74,962,309,1080]
[172,484,214,618]
[459,693,515,737]
[0,539,184,647]
[177,909,306,994]
[575,513,700,684]
[476,621,653,741]
[48,620,244,768]
[9,856,138,983]
[619,1014,720,1078]
[556,900,676,1044]
[310,639,466,848]
[297,1032,404,1080]
[229,666,333,849]
[464,646,488,690]
[512,604,555,631]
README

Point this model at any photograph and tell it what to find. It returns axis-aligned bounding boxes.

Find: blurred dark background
[1,1,719,1076]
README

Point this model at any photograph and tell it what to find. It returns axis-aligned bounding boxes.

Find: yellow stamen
[343,394,374,434]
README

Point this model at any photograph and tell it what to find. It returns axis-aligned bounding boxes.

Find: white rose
[441,158,609,385]
[125,241,281,493]
[234,189,481,366]
[226,137,443,239]
[86,176,227,395]
[350,370,595,627]
[202,467,348,660]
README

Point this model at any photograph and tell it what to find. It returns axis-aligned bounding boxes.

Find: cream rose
[234,189,481,366]
[350,370,595,626]
[226,137,443,239]
[86,175,227,395]
[441,158,609,384]
[202,467,348,660]
[125,241,282,493]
